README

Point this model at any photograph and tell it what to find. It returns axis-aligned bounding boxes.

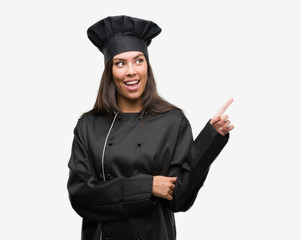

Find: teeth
[125,80,139,85]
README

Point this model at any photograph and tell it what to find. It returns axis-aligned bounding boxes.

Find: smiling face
[112,51,148,112]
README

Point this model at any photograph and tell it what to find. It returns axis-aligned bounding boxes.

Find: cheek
[113,69,125,89]
[139,67,148,82]
[112,68,125,82]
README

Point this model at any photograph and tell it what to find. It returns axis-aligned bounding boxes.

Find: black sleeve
[165,117,229,212]
[67,119,155,223]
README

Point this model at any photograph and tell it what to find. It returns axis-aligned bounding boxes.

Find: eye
[135,58,144,64]
[114,61,124,67]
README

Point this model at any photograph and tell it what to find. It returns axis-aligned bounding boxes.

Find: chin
[126,96,143,102]
[124,92,143,100]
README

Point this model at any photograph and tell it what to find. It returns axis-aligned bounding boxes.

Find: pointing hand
[210,98,234,136]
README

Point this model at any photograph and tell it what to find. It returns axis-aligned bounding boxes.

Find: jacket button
[104,237,109,240]
[108,141,112,146]
[138,142,141,147]
[118,116,121,120]
[138,116,142,120]
[136,238,141,240]
[105,172,111,179]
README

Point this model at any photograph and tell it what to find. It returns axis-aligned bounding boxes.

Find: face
[112,51,148,109]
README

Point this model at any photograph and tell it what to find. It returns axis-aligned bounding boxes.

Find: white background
[1,0,300,239]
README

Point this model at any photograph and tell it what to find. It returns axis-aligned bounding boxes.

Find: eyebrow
[113,53,144,61]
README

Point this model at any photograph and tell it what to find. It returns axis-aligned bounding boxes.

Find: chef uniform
[67,15,229,240]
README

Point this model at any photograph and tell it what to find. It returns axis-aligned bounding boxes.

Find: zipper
[101,112,118,182]
[100,112,118,240]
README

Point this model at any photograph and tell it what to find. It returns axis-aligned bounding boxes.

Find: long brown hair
[82,57,180,118]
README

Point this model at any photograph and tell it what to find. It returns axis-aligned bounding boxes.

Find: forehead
[113,51,144,60]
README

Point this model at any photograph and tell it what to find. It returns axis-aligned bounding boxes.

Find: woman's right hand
[152,176,177,201]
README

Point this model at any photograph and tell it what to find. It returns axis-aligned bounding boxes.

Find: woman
[67,15,234,240]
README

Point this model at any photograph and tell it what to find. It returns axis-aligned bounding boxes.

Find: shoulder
[75,111,111,132]
[150,109,190,128]
[166,109,189,124]
[154,108,185,119]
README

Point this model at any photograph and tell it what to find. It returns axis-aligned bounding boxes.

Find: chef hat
[87,15,162,63]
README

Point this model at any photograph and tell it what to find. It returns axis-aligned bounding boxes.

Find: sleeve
[67,119,156,223]
[164,117,229,212]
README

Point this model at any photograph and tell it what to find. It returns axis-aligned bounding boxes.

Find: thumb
[210,115,221,125]
[169,177,177,182]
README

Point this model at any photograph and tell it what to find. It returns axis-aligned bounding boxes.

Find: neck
[117,96,142,113]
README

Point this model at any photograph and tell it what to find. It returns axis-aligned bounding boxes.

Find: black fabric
[87,15,162,63]
[67,109,229,240]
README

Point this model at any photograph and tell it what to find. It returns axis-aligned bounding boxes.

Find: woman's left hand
[210,98,234,136]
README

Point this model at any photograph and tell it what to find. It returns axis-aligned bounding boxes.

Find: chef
[67,15,234,240]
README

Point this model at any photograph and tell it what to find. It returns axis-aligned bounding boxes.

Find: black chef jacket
[67,109,229,240]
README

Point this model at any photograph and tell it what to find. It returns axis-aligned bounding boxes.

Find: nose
[126,63,136,76]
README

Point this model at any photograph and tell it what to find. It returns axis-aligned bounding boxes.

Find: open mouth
[124,80,140,86]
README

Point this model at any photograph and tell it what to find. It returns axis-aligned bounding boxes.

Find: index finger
[214,98,233,117]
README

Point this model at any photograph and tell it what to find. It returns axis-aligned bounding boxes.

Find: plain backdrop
[1,0,300,239]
